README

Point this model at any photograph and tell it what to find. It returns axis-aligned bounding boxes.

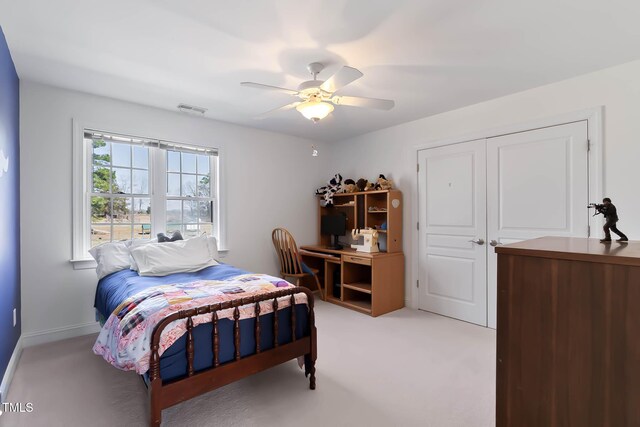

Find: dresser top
[496,236,640,266]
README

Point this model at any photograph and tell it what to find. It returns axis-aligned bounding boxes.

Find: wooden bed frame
[148,287,317,426]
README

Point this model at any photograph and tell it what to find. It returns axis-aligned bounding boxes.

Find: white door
[486,121,589,328]
[418,139,488,326]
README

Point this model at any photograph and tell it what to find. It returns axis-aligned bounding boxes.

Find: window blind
[159,141,218,156]
[84,130,218,156]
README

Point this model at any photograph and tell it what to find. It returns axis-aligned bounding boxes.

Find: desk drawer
[343,255,372,266]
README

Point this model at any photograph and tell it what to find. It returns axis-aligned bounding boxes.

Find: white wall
[20,81,329,340]
[21,58,640,338]
[330,59,640,307]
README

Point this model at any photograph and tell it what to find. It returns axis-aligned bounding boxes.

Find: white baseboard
[405,298,417,309]
[0,336,23,403]
[22,322,101,348]
[1,322,102,402]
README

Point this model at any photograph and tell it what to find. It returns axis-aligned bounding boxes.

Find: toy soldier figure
[598,198,628,243]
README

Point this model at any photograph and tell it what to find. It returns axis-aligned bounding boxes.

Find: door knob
[468,238,485,245]
[490,240,503,247]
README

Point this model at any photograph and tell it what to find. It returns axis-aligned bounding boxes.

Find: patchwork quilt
[93,274,307,374]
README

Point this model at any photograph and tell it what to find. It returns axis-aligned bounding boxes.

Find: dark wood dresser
[495,237,640,427]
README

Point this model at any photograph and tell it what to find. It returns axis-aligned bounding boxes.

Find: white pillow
[127,238,158,271]
[89,241,132,280]
[206,236,219,260]
[131,235,219,277]
[128,236,217,272]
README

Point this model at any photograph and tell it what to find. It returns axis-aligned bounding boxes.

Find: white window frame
[163,149,219,238]
[87,135,154,247]
[71,120,226,269]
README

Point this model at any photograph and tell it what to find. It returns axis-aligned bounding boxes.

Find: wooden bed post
[305,290,317,390]
[149,342,162,427]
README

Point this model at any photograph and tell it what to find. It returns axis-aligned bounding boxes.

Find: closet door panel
[486,122,589,328]
[418,139,488,326]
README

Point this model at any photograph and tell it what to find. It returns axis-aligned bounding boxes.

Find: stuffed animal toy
[356,178,368,192]
[374,174,394,190]
[364,181,375,191]
[315,173,343,207]
[343,178,357,193]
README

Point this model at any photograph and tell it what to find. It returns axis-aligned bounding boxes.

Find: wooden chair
[272,228,324,301]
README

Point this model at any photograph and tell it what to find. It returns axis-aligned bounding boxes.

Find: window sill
[70,258,97,270]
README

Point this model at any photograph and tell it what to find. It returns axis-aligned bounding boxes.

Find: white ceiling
[2,0,640,142]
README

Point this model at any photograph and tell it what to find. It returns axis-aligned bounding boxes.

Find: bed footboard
[148,287,316,427]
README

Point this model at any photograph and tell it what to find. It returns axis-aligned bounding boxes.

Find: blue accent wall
[0,26,20,392]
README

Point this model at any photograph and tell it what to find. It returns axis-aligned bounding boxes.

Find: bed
[94,263,317,426]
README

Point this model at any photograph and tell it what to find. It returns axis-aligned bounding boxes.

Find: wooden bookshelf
[304,189,404,316]
[317,189,402,253]
[343,282,372,294]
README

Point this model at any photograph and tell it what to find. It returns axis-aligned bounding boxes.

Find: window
[72,127,221,262]
[165,149,217,238]
[90,136,151,247]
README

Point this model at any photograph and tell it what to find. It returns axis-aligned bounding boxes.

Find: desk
[300,245,404,316]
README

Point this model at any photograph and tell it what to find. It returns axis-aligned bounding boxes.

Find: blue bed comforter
[94,265,309,382]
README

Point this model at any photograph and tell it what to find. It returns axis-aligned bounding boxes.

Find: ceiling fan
[241,62,395,123]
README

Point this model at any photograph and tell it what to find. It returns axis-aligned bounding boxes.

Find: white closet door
[418,139,488,326]
[486,121,589,328]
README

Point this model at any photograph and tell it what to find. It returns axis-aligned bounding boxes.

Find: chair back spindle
[272,228,304,276]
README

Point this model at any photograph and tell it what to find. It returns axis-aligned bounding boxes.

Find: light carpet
[1,301,495,427]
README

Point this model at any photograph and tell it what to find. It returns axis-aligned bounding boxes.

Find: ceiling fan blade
[241,82,299,95]
[320,66,363,93]
[332,95,395,110]
[254,102,301,120]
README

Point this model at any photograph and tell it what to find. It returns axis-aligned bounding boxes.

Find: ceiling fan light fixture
[296,99,334,123]
[243,62,394,121]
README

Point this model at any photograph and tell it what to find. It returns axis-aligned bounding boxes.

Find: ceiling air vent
[177,103,207,115]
